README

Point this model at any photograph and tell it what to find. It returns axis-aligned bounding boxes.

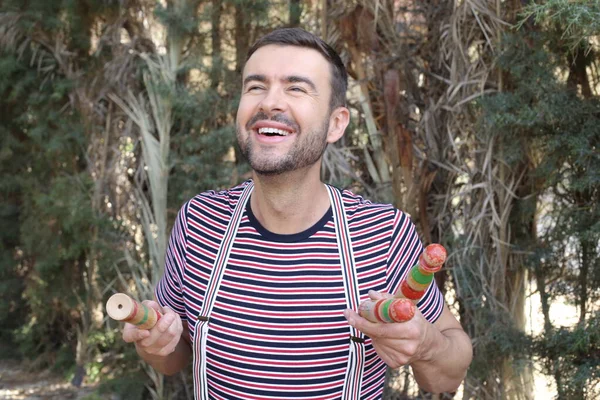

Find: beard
[237,112,330,176]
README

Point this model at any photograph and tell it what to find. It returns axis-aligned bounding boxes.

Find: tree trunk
[211,0,222,90]
[289,0,302,27]
[234,2,251,76]
[337,7,394,204]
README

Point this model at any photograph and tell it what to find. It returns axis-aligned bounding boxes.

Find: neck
[250,165,330,235]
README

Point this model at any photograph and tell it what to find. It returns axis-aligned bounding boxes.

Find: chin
[254,170,284,177]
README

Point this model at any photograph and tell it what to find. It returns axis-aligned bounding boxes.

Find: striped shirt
[156,180,444,399]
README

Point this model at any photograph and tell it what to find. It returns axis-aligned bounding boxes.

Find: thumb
[368,290,393,301]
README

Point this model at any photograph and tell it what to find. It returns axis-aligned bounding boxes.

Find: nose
[258,86,287,115]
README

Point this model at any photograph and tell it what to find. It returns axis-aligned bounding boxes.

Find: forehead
[243,44,332,86]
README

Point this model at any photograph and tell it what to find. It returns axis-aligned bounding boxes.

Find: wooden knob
[106,293,161,330]
[359,298,416,323]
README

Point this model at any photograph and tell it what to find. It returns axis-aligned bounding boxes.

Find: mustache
[246,111,300,132]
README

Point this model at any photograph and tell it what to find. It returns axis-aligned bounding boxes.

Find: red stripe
[129,299,138,322]
[373,299,385,322]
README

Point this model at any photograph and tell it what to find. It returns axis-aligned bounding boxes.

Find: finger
[368,290,394,301]
[154,309,176,334]
[158,333,182,357]
[166,316,183,337]
[344,308,384,337]
[149,314,183,356]
[123,325,150,343]
[368,290,383,300]
[140,319,170,347]
[142,309,182,348]
[139,332,158,348]
[156,318,182,349]
[345,308,410,340]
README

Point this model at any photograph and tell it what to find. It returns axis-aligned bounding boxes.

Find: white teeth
[258,127,290,136]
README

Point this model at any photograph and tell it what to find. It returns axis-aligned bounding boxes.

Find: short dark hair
[246,28,348,110]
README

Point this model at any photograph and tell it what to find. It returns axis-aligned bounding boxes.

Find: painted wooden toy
[358,244,447,323]
[106,293,162,330]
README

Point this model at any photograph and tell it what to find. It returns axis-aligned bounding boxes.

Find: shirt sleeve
[386,209,444,323]
[155,201,189,322]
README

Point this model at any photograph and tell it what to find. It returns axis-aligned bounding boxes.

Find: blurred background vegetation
[0,0,598,399]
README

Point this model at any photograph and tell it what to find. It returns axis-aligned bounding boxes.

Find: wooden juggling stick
[106,293,162,330]
[358,244,447,323]
[107,247,446,327]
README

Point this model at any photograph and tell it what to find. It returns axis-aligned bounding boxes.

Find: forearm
[411,326,473,393]
[136,336,192,376]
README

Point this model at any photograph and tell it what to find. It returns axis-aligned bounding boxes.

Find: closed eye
[246,85,265,92]
[289,86,307,93]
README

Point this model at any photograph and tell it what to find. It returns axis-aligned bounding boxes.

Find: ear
[326,106,350,144]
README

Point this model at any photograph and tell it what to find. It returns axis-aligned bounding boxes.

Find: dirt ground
[0,360,98,400]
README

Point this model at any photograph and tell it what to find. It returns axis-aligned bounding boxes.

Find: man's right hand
[122,300,184,357]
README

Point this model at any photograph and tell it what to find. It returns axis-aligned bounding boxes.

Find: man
[123,28,472,399]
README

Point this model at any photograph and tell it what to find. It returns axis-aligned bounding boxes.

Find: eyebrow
[243,74,267,87]
[286,75,317,92]
[243,74,317,92]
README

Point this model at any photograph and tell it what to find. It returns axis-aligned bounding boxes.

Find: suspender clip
[350,335,365,344]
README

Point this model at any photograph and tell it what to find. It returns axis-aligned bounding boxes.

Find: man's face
[236,44,337,176]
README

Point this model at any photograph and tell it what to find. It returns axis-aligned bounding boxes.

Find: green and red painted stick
[358,244,447,323]
[106,293,162,330]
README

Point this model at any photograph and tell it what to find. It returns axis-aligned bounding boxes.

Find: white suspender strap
[326,185,365,400]
[193,181,254,400]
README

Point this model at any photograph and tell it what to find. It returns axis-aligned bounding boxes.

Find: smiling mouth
[257,127,291,137]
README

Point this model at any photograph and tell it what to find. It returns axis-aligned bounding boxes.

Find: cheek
[296,103,324,127]
[237,97,256,120]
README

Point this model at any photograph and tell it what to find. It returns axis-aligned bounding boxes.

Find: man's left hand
[343,290,438,368]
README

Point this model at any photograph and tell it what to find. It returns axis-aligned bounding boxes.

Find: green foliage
[52,344,77,377]
[21,174,93,295]
[467,312,533,380]
[97,371,149,400]
[168,85,239,204]
[0,54,79,356]
[476,9,600,396]
[535,312,600,399]
[0,0,126,375]
[1,51,90,357]
[154,1,200,38]
[521,0,600,52]
[452,243,535,388]
[480,28,599,262]
[0,189,25,347]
